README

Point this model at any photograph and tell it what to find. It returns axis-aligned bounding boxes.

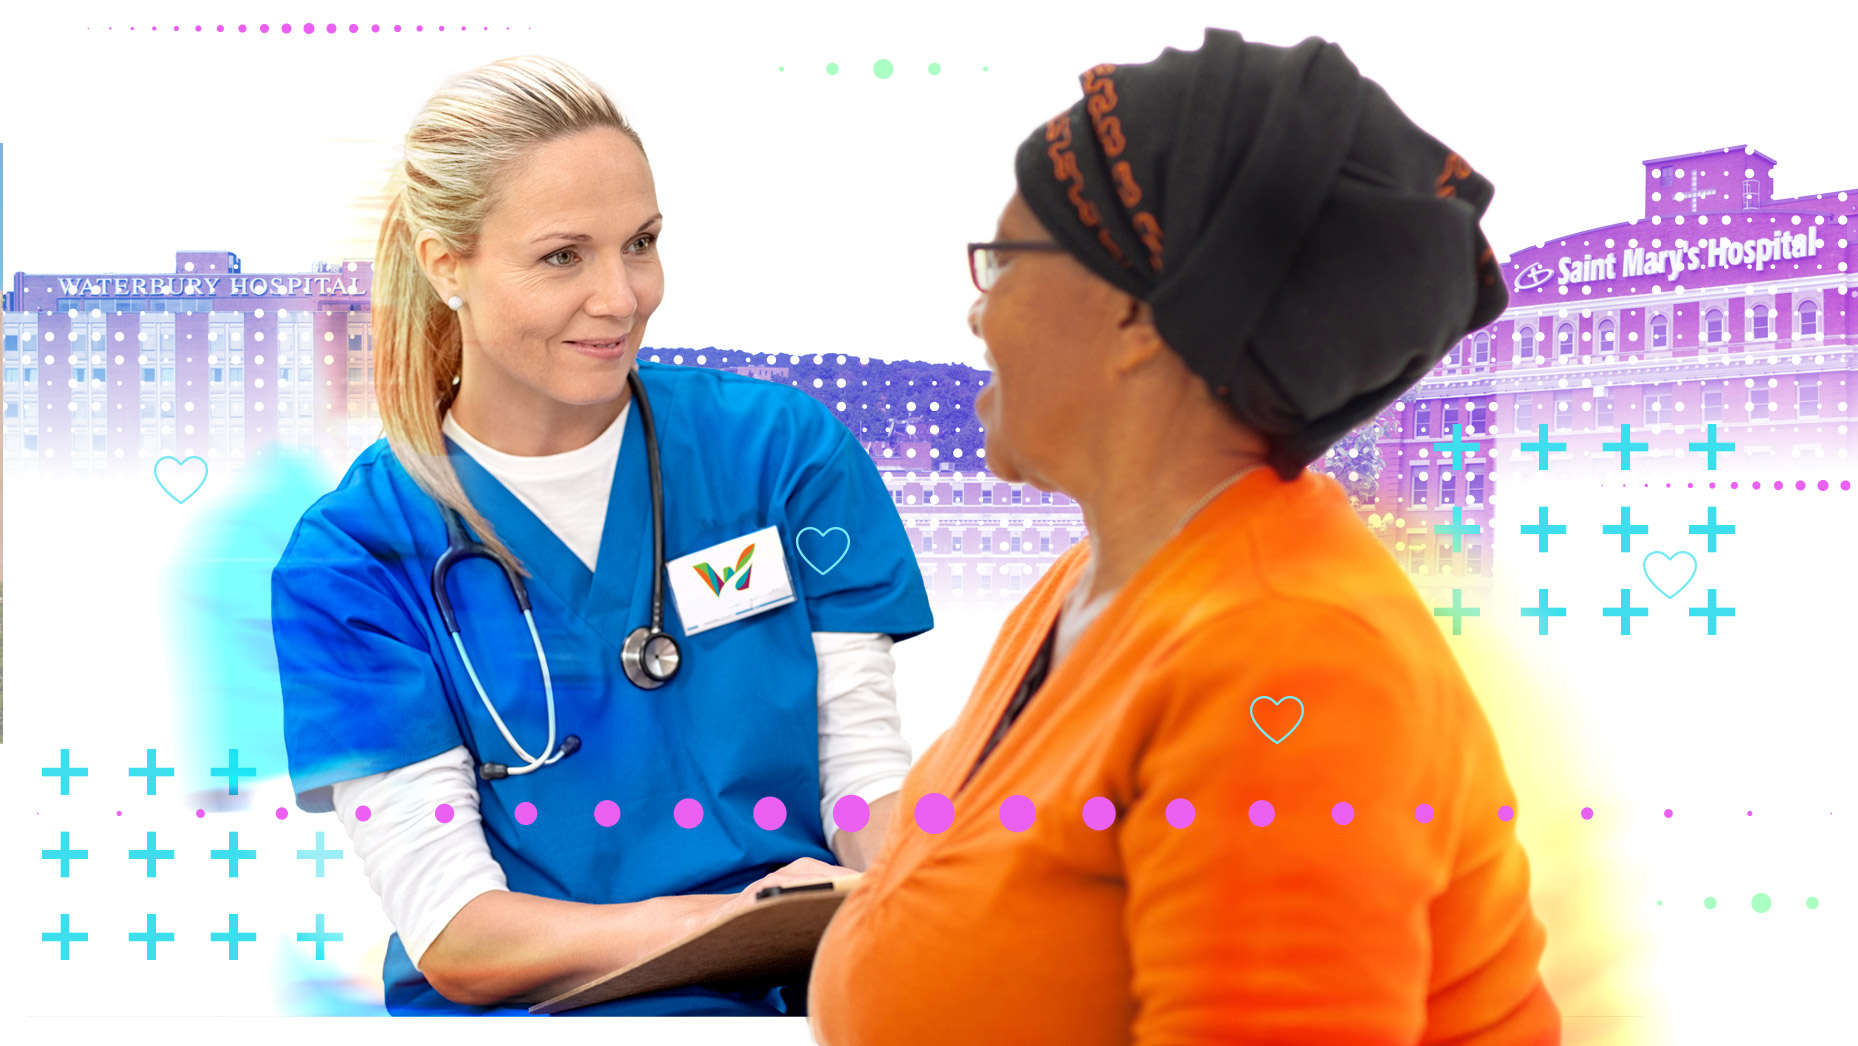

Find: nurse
[271,55,932,1016]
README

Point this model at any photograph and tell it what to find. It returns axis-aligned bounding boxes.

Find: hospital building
[1368,145,1856,595]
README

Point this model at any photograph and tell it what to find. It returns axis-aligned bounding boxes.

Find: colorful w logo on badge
[692,543,755,596]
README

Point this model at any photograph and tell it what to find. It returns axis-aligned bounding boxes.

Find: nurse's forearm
[421,889,726,1008]
[832,791,900,871]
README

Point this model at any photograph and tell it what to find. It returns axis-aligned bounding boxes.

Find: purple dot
[416,25,424,31]
[116,811,122,817]
[1082,796,1117,831]
[1747,810,1753,817]
[832,795,870,834]
[914,792,954,834]
[1709,482,1716,488]
[439,25,446,31]
[194,25,202,31]
[1797,481,1807,490]
[259,24,269,34]
[1581,806,1594,820]
[1753,481,1762,489]
[195,808,205,818]
[350,24,359,33]
[1731,482,1738,489]
[1664,809,1673,818]
[674,798,704,829]
[1248,799,1275,827]
[393,25,402,32]
[754,796,788,831]
[1773,480,1782,492]
[999,795,1036,832]
[238,24,247,33]
[1332,801,1355,825]
[435,803,454,824]
[355,805,372,822]
[371,24,380,32]
[275,807,289,820]
[280,23,289,33]
[1415,803,1435,824]
[1844,481,1852,491]
[327,23,338,34]
[514,802,537,826]
[594,800,621,827]
[1819,481,1830,491]
[216,25,223,31]
[1499,804,1515,822]
[1166,798,1196,829]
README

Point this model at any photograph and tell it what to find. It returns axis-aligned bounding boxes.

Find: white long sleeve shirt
[332,410,912,969]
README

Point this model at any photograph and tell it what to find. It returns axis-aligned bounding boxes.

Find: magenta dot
[195,808,205,818]
[280,23,290,33]
[439,25,446,31]
[1248,799,1275,827]
[594,800,620,827]
[674,798,704,829]
[1332,801,1355,825]
[1166,798,1196,829]
[435,803,454,824]
[194,25,202,31]
[1581,807,1594,820]
[116,811,122,817]
[1731,482,1738,489]
[832,795,870,834]
[416,25,424,31]
[238,24,247,32]
[350,24,359,33]
[1774,480,1782,491]
[1415,803,1435,824]
[327,23,338,34]
[999,795,1036,832]
[1499,804,1515,821]
[514,802,537,826]
[355,805,372,822]
[1082,796,1117,831]
[393,25,402,32]
[1747,810,1753,817]
[1819,481,1830,491]
[1843,481,1852,491]
[914,792,955,834]
[754,796,788,831]
[1664,809,1673,818]
[275,807,289,820]
[259,24,269,33]
[1709,482,1716,488]
[371,24,380,32]
[1797,481,1807,490]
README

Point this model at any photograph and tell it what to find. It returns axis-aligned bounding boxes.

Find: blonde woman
[270,56,932,1016]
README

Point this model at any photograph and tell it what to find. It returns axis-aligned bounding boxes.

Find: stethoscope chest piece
[621,626,681,689]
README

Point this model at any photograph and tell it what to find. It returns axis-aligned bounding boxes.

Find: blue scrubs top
[271,361,933,1016]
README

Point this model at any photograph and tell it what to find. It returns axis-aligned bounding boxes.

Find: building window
[979,535,992,552]
[1040,535,1052,552]
[1406,539,1426,574]
[1010,487,1022,505]
[1518,326,1536,358]
[1409,470,1427,505]
[1448,340,1463,367]
[1469,403,1488,435]
[1599,320,1615,354]
[1705,309,1724,343]
[1752,304,1770,339]
[951,535,962,552]
[1554,391,1572,430]
[951,487,963,504]
[1557,325,1574,356]
[921,534,934,553]
[1041,490,1053,504]
[1515,398,1534,431]
[1442,401,1460,435]
[980,488,992,505]
[1473,332,1489,364]
[1415,400,1432,436]
[1467,540,1484,576]
[1467,471,1486,505]
[1598,394,1614,429]
[892,490,903,504]
[1749,388,1770,421]
[1646,392,1671,424]
[1440,471,1458,506]
[1799,300,1819,336]
[1009,536,1022,552]
[1703,388,1723,422]
[1651,314,1668,349]
[1799,380,1819,419]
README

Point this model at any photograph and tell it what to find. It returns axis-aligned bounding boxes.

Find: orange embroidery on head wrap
[1046,109,1127,266]
[1435,152,1474,199]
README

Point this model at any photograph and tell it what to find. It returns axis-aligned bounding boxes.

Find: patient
[808,28,1559,1045]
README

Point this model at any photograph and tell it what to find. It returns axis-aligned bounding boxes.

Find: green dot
[928,62,941,76]
[1704,896,1717,909]
[873,59,893,79]
[1752,892,1772,913]
[1807,896,1819,909]
[778,66,784,72]
[1656,900,1662,906]
[982,65,989,72]
[826,62,839,76]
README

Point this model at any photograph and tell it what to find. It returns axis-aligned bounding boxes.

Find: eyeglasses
[967,241,1066,293]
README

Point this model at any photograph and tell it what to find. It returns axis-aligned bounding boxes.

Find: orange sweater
[809,468,1557,1045]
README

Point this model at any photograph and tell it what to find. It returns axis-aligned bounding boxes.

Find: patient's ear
[1110,296,1171,373]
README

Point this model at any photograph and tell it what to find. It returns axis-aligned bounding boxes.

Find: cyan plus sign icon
[43,832,89,877]
[129,915,175,960]
[42,749,88,795]
[1433,505,1480,553]
[1433,589,1480,635]
[1520,590,1568,635]
[1433,424,1480,470]
[128,749,175,795]
[1602,423,1650,470]
[1689,589,1736,635]
[1520,424,1567,470]
[1520,507,1568,552]
[1690,507,1734,552]
[129,832,176,878]
[298,832,344,877]
[1603,589,1650,635]
[211,832,258,877]
[43,915,87,960]
[1688,424,1736,470]
[1602,507,1650,553]
[211,749,257,796]
[297,914,344,960]
[212,914,257,960]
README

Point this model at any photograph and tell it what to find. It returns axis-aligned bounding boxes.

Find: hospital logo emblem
[1510,262,1554,293]
[693,543,755,596]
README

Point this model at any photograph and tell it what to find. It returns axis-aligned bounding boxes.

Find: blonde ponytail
[372,55,645,574]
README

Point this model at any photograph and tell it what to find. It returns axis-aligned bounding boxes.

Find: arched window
[1473,332,1490,364]
[1705,309,1724,343]
[1800,299,1819,336]
[1518,326,1537,358]
[1599,321,1615,354]
[1557,325,1574,356]
[1651,314,1668,349]
[1752,303,1770,339]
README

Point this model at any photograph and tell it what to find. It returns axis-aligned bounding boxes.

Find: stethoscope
[429,367,684,780]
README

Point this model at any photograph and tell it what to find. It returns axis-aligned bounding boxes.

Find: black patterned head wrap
[1014,27,1507,479]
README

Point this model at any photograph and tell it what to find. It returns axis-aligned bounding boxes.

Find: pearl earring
[447,295,463,311]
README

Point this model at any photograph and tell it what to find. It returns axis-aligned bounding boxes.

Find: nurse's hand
[710,857,861,924]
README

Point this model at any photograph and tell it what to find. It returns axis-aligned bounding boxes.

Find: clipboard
[529,874,861,1015]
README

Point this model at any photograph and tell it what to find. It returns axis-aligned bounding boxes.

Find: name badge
[664,524,797,636]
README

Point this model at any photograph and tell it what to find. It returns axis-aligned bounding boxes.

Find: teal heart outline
[1642,550,1698,599]
[795,526,851,575]
[1249,695,1305,745]
[153,454,209,504]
